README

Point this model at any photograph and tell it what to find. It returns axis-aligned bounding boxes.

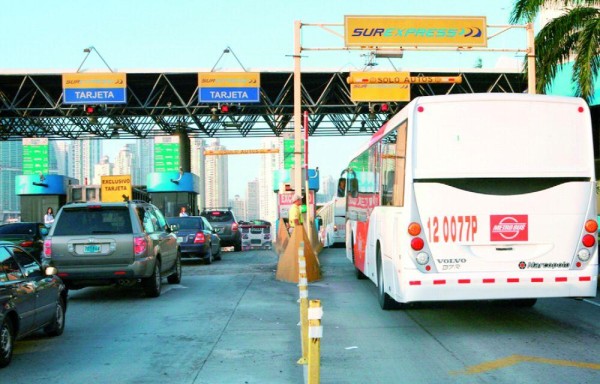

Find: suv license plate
[84,244,101,254]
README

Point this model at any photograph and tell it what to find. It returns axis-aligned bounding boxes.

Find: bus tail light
[577,249,591,262]
[408,222,421,236]
[416,252,429,265]
[581,234,595,248]
[411,237,424,251]
[584,219,598,233]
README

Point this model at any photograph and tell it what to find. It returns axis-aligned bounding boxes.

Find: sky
[1,0,527,197]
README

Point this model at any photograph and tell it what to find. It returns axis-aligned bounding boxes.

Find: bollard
[307,299,323,384]
[297,243,309,365]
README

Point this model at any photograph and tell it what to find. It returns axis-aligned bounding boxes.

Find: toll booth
[16,174,78,222]
[146,171,200,217]
[273,168,320,233]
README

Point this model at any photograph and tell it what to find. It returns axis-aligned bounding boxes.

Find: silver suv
[43,201,181,297]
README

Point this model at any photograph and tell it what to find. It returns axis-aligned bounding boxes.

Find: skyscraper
[191,138,206,211]
[93,155,114,184]
[259,138,282,224]
[114,144,134,176]
[131,139,154,186]
[204,139,228,208]
[70,139,101,185]
[246,178,260,221]
[230,195,246,222]
[0,141,22,222]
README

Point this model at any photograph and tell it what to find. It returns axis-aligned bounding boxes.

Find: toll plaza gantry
[0,69,528,141]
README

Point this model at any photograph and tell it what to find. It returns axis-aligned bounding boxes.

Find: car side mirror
[45,266,58,276]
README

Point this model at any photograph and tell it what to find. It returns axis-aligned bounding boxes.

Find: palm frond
[510,0,600,23]
[572,14,600,100]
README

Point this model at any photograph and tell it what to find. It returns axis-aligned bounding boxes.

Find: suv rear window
[53,207,132,235]
[203,211,234,222]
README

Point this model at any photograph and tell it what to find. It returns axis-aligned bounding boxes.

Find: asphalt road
[5,247,600,384]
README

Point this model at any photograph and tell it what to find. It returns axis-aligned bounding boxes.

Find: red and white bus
[344,93,598,309]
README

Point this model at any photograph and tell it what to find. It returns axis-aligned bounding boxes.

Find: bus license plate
[84,244,101,254]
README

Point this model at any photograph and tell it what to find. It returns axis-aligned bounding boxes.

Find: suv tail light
[134,235,148,256]
[194,232,206,243]
[43,239,52,258]
[232,223,239,232]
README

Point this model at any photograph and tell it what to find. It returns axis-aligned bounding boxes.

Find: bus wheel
[377,251,395,310]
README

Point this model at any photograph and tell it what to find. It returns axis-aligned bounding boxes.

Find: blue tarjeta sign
[62,73,127,104]
[198,72,260,103]
[199,87,260,103]
[63,88,127,104]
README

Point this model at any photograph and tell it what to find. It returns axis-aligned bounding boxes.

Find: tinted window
[201,217,213,231]
[143,209,160,233]
[203,211,234,223]
[0,247,23,281]
[11,247,41,277]
[0,223,36,235]
[53,207,132,235]
[168,217,204,230]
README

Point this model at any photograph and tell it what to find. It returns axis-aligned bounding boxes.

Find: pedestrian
[288,193,303,234]
[179,207,189,217]
[44,207,55,228]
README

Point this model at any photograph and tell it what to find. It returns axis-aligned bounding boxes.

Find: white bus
[316,171,349,247]
[344,93,598,309]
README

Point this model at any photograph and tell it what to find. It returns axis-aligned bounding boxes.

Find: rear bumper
[179,243,210,258]
[52,256,155,284]
[396,269,599,303]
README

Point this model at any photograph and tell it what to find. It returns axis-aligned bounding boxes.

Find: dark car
[0,222,48,262]
[201,208,242,251]
[168,216,221,263]
[43,201,181,297]
[0,242,67,368]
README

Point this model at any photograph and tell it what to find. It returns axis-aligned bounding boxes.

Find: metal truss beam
[0,70,527,141]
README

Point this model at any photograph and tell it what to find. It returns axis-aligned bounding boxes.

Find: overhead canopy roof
[0,68,528,141]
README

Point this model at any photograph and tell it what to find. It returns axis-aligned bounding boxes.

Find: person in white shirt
[44,207,55,228]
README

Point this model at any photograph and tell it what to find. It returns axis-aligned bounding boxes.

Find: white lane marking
[583,299,600,307]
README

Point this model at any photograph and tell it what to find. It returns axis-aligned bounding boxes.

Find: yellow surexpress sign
[198,72,260,88]
[345,16,487,47]
[101,175,132,203]
[62,73,126,89]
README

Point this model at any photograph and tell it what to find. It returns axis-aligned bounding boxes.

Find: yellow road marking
[452,354,600,375]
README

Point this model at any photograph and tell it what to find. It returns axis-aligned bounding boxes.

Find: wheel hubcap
[0,326,11,357]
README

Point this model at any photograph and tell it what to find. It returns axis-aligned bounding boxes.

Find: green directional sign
[283,139,304,170]
[154,136,180,172]
[22,138,49,175]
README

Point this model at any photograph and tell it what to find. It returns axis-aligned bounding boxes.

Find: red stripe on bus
[483,278,495,283]
[433,280,446,285]
[579,276,591,281]
[507,278,519,283]
[409,281,421,286]
[458,279,471,284]
[555,277,567,282]
[531,278,543,283]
